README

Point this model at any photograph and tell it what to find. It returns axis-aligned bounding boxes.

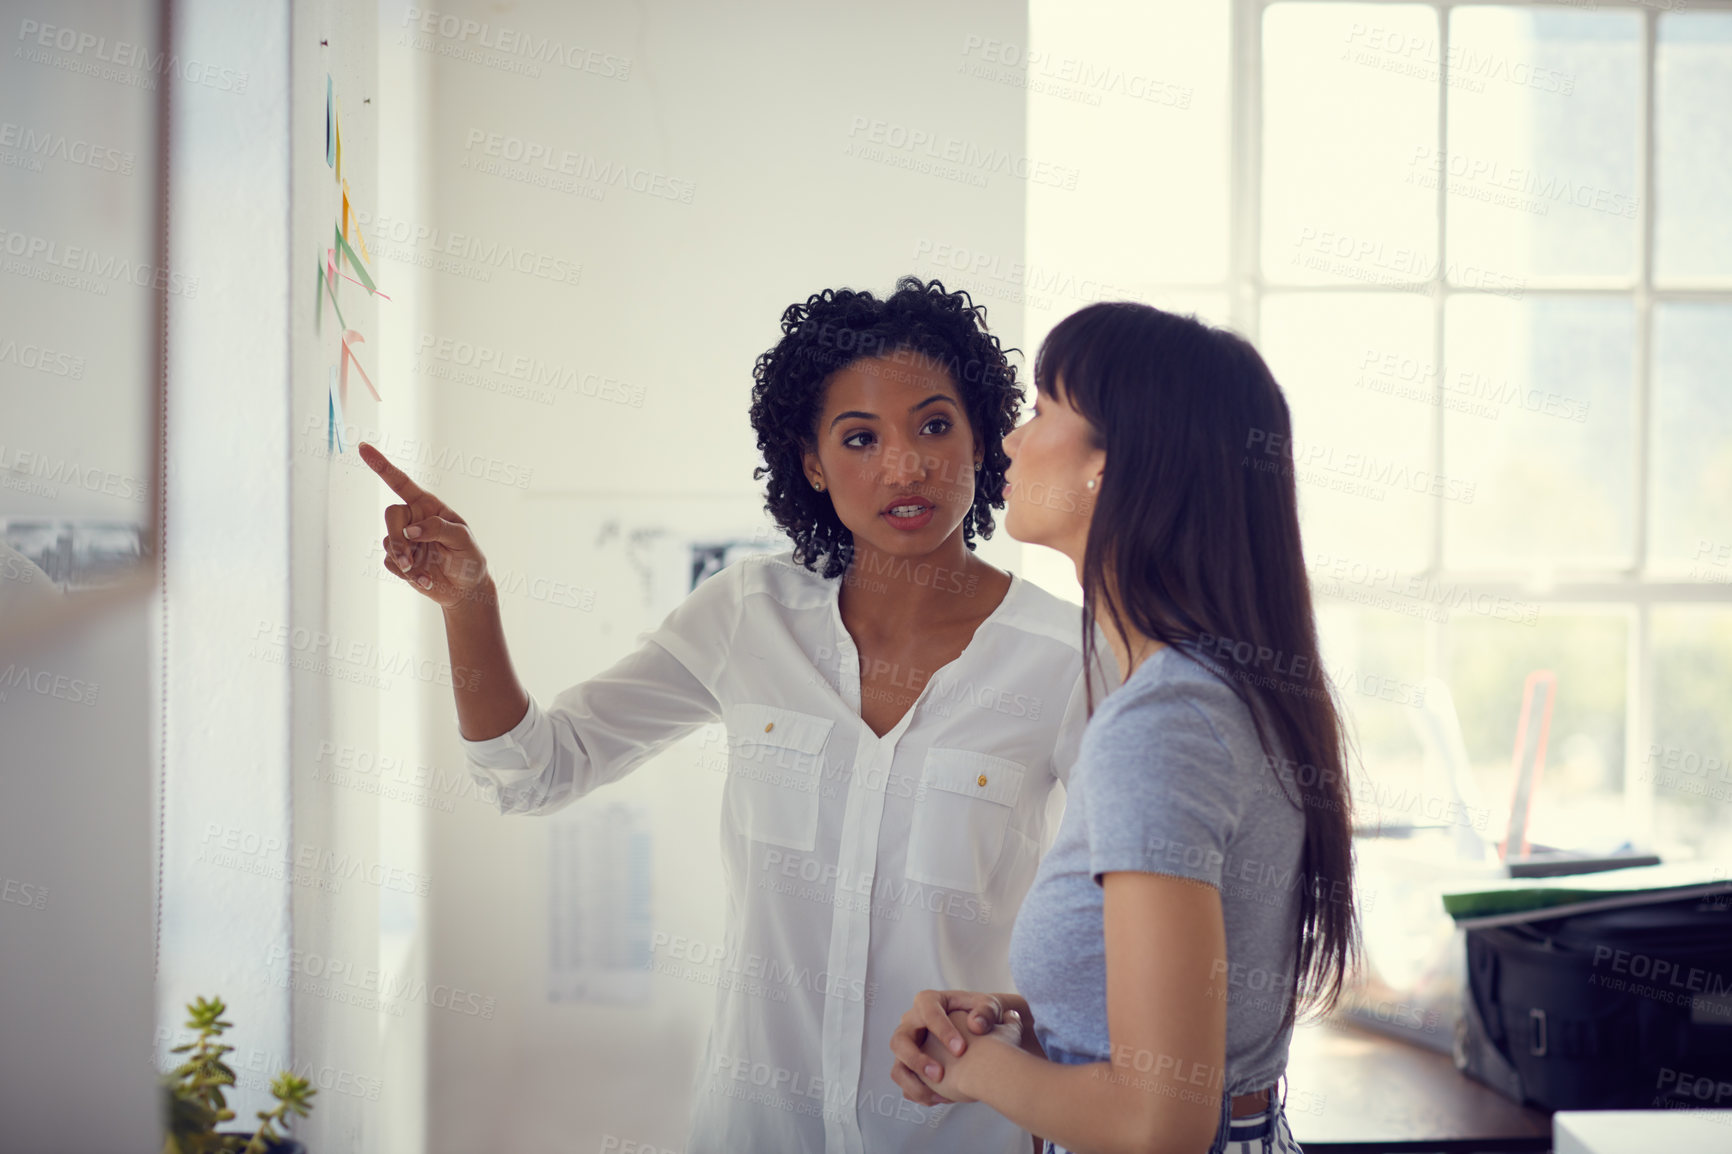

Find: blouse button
[764,722,775,733]
[977,773,988,787]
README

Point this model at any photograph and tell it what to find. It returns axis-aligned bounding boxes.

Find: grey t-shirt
[1007,640,1306,1101]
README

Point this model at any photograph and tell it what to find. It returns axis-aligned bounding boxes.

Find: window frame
[1221,0,1732,846]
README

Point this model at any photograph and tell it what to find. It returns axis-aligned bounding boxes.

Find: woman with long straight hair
[364,278,1109,1153]
[889,301,1359,1154]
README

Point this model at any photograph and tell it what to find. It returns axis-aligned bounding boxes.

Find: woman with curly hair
[361,276,1108,1153]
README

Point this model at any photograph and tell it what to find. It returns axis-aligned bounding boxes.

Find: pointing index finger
[359,441,428,504]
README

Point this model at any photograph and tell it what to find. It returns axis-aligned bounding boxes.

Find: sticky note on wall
[327,365,345,453]
[341,328,378,403]
[332,224,374,293]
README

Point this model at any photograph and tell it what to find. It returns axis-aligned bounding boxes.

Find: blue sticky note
[327,365,345,453]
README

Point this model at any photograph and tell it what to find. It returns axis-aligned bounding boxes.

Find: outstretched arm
[361,441,530,740]
[362,440,726,817]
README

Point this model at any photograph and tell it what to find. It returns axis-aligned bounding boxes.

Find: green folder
[1442,862,1732,929]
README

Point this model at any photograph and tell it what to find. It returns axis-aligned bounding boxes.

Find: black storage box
[1454,893,1732,1112]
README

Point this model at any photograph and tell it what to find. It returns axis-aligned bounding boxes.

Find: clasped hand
[888,989,1027,1106]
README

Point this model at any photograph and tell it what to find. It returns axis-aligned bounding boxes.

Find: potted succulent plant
[160,995,316,1154]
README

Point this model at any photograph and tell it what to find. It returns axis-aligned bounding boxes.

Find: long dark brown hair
[1036,301,1359,1020]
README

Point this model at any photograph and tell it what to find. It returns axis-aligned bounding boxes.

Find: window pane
[1144,291,1233,330]
[1263,3,1438,285]
[1025,0,1229,290]
[1022,292,1232,387]
[1448,611,1629,854]
[1649,608,1732,861]
[1656,13,1732,283]
[1446,9,1641,283]
[1442,295,1633,570]
[1261,293,1436,570]
[1022,292,1233,361]
[1312,605,1428,830]
[1650,302,1732,575]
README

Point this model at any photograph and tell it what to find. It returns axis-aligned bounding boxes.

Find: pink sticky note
[341,329,379,403]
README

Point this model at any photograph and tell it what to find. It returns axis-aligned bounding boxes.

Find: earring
[1086,478,1097,490]
[812,478,825,491]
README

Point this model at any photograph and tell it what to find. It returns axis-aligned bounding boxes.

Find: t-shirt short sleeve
[1080,669,1247,889]
[641,554,747,693]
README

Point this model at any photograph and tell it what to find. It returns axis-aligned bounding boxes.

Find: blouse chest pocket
[721,703,835,853]
[905,747,1027,894]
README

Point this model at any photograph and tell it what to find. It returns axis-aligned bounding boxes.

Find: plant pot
[216,1134,307,1154]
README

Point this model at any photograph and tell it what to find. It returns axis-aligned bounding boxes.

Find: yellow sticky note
[341,180,371,263]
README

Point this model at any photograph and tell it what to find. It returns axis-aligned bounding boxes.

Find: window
[1027,0,1732,862]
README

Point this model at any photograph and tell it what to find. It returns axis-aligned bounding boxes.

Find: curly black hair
[749,276,1022,579]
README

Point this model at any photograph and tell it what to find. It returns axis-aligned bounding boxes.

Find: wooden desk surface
[1283,1018,1553,1152]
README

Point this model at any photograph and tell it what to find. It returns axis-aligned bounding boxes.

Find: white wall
[287,2,431,1152]
[406,1,1032,1148]
[159,2,433,1151]
[0,0,158,538]
[1,0,167,1148]
[0,602,157,1151]
[154,5,294,1129]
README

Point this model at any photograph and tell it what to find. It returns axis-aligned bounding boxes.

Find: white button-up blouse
[462,549,1106,1154]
